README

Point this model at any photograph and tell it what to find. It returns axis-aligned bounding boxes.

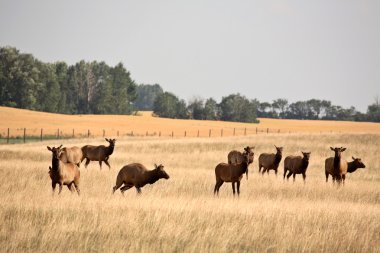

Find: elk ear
[341,148,346,152]
[352,156,355,160]
[154,163,158,169]
[58,144,63,149]
[47,146,52,151]
[330,147,334,151]
[244,147,249,152]
[105,138,109,142]
[113,139,116,142]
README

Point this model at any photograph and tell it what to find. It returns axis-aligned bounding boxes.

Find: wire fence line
[0,127,288,144]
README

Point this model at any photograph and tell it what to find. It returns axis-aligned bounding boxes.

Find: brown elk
[258,145,283,176]
[81,138,116,169]
[325,147,347,185]
[283,152,311,182]
[60,146,83,167]
[113,163,170,195]
[214,152,250,196]
[47,145,80,195]
[227,146,254,180]
[347,157,366,173]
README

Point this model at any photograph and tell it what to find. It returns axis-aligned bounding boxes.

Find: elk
[214,152,250,196]
[47,145,80,195]
[283,152,311,182]
[113,163,170,195]
[347,157,366,173]
[227,146,255,180]
[324,147,348,185]
[60,146,83,167]
[81,138,116,169]
[258,145,283,176]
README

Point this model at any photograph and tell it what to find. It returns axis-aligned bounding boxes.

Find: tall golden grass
[0,133,379,252]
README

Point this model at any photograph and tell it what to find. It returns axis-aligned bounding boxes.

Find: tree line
[1,46,379,122]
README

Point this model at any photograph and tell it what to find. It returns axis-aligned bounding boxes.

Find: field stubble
[0,133,379,252]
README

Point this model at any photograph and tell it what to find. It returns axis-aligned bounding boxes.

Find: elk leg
[52,182,56,196]
[214,180,223,196]
[287,172,293,180]
[85,158,90,168]
[342,175,345,186]
[67,183,73,193]
[302,173,306,183]
[232,182,236,196]
[283,168,288,180]
[120,185,133,195]
[74,183,80,196]
[258,165,262,173]
[262,168,266,175]
[58,183,63,195]
[135,187,142,194]
[293,173,296,182]
[275,169,278,177]
[325,172,329,182]
[104,159,111,169]
[237,181,240,196]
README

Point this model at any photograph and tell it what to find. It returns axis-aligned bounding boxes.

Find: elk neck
[51,155,60,170]
[106,144,115,156]
[274,152,282,165]
[347,161,358,173]
[333,154,340,170]
[145,169,160,185]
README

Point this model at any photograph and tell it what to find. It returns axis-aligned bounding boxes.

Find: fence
[0,127,288,144]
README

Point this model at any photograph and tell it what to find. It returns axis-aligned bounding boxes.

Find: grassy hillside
[1,106,379,139]
[0,134,379,252]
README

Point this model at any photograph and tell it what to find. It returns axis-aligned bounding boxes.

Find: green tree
[134,84,163,110]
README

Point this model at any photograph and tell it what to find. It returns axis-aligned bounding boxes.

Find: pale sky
[0,0,379,112]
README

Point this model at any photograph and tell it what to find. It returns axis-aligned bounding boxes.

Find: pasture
[0,133,379,252]
[1,106,380,141]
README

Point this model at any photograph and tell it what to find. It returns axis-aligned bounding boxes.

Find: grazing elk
[283,152,311,182]
[214,152,250,196]
[325,147,348,185]
[227,146,255,180]
[113,163,170,195]
[258,145,283,176]
[81,138,116,169]
[347,157,366,173]
[60,146,83,167]
[47,145,80,195]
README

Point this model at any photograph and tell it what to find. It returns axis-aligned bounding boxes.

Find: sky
[0,0,379,112]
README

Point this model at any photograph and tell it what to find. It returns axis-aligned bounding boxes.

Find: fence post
[172,131,174,138]
[117,130,119,137]
[256,127,258,134]
[209,129,211,137]
[7,128,9,144]
[131,131,133,136]
[278,129,280,133]
[233,128,235,136]
[103,129,105,137]
[244,128,246,136]
[197,130,199,137]
[221,129,223,137]
[23,128,26,143]
[184,131,186,137]
[72,129,75,138]
[267,128,269,134]
[88,129,90,138]
[159,131,161,137]
[146,131,148,136]
[57,128,60,139]
[40,128,43,142]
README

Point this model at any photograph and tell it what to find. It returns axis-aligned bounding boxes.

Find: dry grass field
[1,106,380,140]
[0,133,379,252]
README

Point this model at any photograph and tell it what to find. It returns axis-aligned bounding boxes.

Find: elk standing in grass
[258,145,283,176]
[283,152,311,182]
[347,157,366,173]
[81,138,116,169]
[47,145,80,195]
[325,147,348,185]
[60,146,83,167]
[214,152,250,196]
[113,163,170,195]
[227,146,255,180]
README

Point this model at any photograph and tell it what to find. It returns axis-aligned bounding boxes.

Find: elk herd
[46,139,366,197]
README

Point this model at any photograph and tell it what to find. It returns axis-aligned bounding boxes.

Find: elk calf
[113,163,169,195]
[283,152,311,182]
[258,145,283,176]
[214,152,250,196]
[81,138,116,169]
[347,157,366,173]
[60,146,83,167]
[47,146,80,195]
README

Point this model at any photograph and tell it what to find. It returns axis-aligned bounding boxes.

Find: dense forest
[1,46,379,123]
